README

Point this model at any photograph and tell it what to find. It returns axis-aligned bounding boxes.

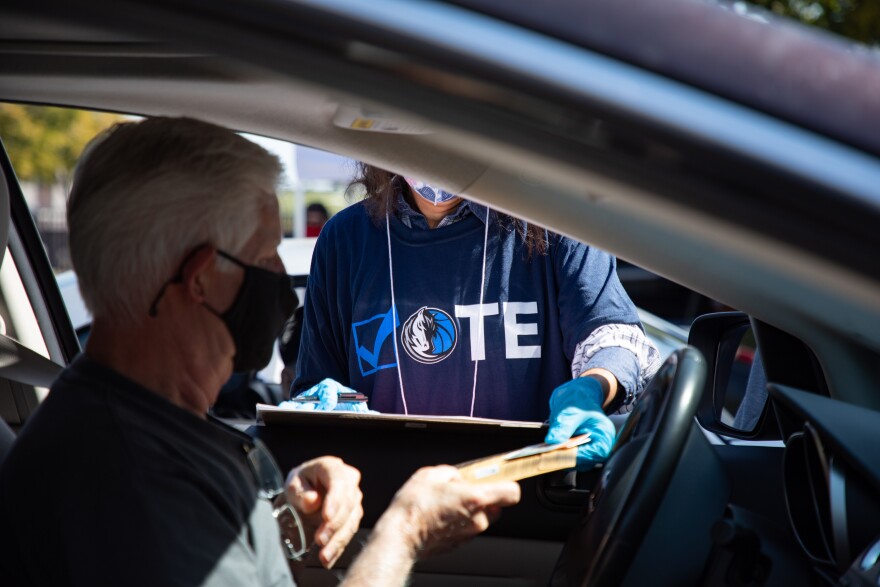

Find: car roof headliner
[0,35,487,193]
[2,1,880,406]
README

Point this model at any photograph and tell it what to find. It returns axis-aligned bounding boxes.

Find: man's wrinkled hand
[383,466,520,558]
[544,377,617,470]
[285,456,364,568]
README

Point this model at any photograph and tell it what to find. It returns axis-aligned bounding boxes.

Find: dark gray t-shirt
[0,355,292,586]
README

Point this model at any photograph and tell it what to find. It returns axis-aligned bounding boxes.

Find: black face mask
[150,248,298,372]
[209,250,298,371]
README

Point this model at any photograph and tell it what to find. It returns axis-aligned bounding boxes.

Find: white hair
[68,117,282,323]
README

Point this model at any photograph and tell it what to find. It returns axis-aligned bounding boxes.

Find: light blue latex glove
[279,378,373,413]
[544,376,617,470]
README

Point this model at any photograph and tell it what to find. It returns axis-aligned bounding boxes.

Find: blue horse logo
[400,307,457,364]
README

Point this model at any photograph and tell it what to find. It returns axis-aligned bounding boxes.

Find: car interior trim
[770,384,880,488]
[0,334,62,390]
[2,156,80,364]
[782,431,834,564]
[829,455,850,571]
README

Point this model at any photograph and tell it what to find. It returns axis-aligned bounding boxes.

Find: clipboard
[256,403,544,432]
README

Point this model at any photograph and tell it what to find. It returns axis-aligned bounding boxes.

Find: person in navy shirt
[294,165,660,468]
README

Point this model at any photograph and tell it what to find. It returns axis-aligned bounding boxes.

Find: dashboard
[770,385,880,585]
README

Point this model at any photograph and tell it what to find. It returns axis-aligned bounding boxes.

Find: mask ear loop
[469,206,491,417]
[386,184,410,415]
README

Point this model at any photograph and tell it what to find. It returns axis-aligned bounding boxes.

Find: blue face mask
[404,177,458,206]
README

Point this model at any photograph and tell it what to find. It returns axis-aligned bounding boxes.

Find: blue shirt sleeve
[552,236,643,391]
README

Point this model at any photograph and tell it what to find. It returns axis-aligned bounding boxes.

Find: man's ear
[179,245,217,303]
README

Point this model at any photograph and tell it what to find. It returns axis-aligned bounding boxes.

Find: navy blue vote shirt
[294,201,641,421]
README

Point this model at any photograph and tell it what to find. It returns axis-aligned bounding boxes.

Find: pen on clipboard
[290,393,369,403]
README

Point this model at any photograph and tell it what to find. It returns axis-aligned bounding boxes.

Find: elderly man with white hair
[0,117,520,587]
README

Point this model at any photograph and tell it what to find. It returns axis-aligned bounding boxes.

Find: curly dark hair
[350,162,550,256]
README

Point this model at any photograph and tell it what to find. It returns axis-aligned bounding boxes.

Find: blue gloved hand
[280,378,373,413]
[544,376,617,470]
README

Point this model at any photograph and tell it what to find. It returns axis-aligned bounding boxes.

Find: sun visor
[327,103,486,194]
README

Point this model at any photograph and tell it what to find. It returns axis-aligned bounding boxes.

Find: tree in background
[0,105,126,271]
[0,104,125,184]
[747,0,880,45]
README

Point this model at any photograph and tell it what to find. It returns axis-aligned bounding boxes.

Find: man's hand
[285,456,364,568]
[544,376,617,469]
[383,466,521,558]
[339,466,519,587]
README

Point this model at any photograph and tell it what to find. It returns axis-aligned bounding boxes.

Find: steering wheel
[549,347,707,587]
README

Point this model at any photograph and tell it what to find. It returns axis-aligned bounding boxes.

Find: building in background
[248,134,354,238]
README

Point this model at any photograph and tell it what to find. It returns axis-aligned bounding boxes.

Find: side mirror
[688,312,776,440]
